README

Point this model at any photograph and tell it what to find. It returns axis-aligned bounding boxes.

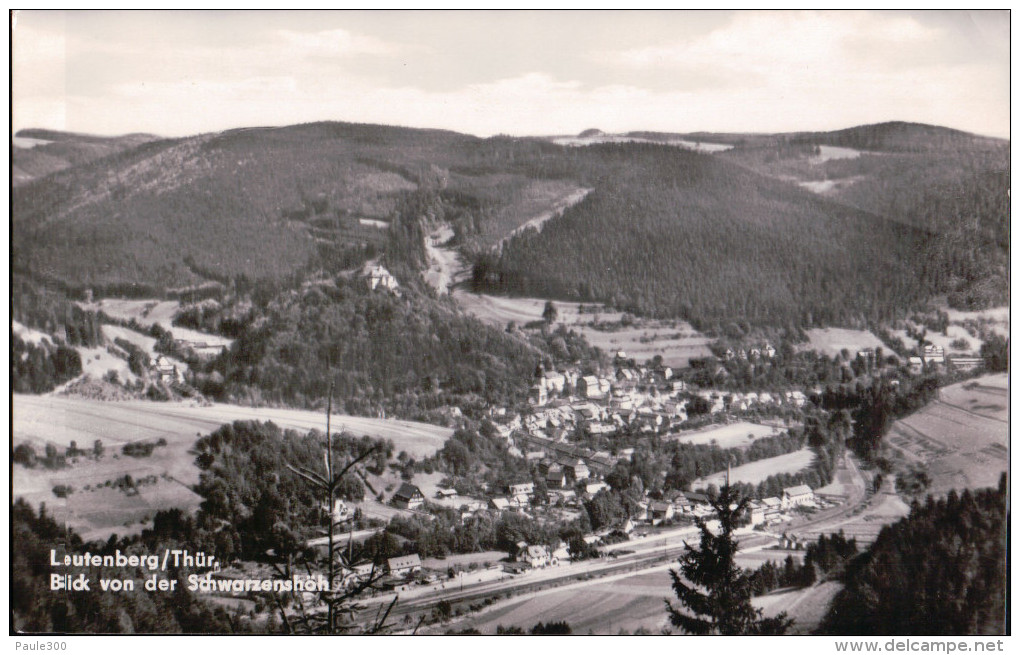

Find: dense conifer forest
[820,475,1007,635]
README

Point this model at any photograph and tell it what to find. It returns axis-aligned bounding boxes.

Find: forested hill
[13,120,1006,329]
[12,123,468,291]
[13,128,162,186]
[788,121,1008,153]
[820,476,1007,635]
[472,142,928,328]
[716,122,1010,311]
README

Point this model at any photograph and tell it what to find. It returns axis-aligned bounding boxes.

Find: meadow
[885,374,1007,495]
[447,551,810,635]
[691,449,816,490]
[799,328,891,359]
[12,395,454,539]
[667,422,782,449]
[452,291,712,366]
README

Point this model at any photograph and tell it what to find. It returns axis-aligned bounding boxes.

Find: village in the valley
[11,11,1008,635]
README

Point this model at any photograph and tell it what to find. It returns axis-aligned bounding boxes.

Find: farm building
[671,492,693,514]
[550,489,577,504]
[392,483,425,510]
[949,356,982,372]
[563,459,590,482]
[323,498,352,524]
[540,370,566,393]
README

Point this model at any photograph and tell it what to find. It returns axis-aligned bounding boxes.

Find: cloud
[11,11,1009,139]
[275,28,411,58]
[606,11,940,76]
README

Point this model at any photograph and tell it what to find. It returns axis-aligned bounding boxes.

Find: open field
[27,478,202,543]
[452,292,712,366]
[551,134,732,152]
[422,551,506,571]
[102,324,157,352]
[424,225,465,295]
[799,491,910,546]
[668,422,782,449]
[452,292,618,326]
[799,328,891,359]
[814,459,863,498]
[884,374,1007,495]
[446,550,803,635]
[571,324,713,368]
[942,305,1009,338]
[752,581,843,633]
[82,298,233,347]
[889,324,982,354]
[13,395,453,458]
[692,449,815,490]
[12,395,454,539]
[76,346,142,384]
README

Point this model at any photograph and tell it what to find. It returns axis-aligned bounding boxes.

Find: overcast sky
[11,10,1011,139]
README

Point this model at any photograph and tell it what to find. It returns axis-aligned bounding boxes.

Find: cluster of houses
[524,361,812,442]
[618,484,816,529]
[505,540,571,572]
[692,389,808,414]
[394,466,817,533]
[721,343,778,361]
[745,485,816,527]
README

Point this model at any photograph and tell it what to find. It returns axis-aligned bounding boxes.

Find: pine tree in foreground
[665,484,793,635]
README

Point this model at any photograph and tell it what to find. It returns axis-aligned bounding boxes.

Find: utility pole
[326,380,335,634]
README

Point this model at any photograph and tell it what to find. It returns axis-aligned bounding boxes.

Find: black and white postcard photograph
[9,9,1010,644]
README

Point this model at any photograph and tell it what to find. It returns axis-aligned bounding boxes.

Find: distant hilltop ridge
[15,119,1007,150]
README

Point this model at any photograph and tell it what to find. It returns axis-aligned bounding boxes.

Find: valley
[10,119,1008,636]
